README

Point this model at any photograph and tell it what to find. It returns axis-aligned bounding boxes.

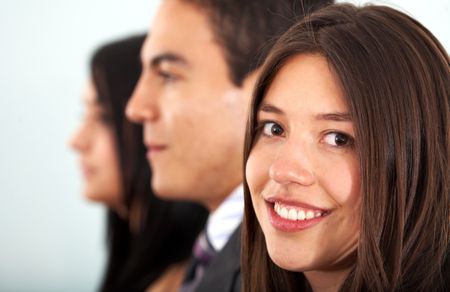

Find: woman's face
[70,79,123,208]
[246,54,361,279]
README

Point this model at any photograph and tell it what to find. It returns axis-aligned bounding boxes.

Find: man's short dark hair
[182,0,334,86]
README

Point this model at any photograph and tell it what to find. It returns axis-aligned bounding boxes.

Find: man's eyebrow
[258,103,285,115]
[150,52,189,68]
[315,112,352,121]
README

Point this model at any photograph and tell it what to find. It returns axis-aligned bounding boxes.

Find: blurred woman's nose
[69,123,89,152]
[269,142,316,186]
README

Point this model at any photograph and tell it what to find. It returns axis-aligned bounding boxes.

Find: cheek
[245,150,266,195]
[246,147,272,214]
[99,134,117,162]
[167,98,213,141]
[221,89,248,125]
[246,152,266,227]
[95,130,121,181]
[210,90,248,143]
[98,133,122,199]
[321,155,360,205]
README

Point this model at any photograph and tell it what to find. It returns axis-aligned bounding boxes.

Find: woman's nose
[69,124,89,152]
[269,143,316,186]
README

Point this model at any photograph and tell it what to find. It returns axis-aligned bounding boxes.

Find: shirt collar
[206,185,244,251]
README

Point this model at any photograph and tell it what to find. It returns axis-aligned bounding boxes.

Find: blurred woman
[242,4,449,292]
[70,35,208,292]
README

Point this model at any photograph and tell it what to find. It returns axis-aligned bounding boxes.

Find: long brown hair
[242,4,449,292]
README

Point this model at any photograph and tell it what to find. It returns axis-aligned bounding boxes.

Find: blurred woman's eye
[259,121,284,137]
[86,108,113,126]
[322,132,354,148]
[98,112,114,125]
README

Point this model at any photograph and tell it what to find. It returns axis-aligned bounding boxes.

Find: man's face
[127,0,252,210]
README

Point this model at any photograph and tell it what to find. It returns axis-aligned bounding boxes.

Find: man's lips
[145,144,168,159]
[147,145,167,151]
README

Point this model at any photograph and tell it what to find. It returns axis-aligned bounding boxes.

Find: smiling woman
[242,3,449,292]
[246,54,361,283]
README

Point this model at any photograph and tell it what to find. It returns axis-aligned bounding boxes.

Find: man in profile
[126,0,333,291]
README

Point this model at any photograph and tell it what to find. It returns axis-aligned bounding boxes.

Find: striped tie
[179,231,216,292]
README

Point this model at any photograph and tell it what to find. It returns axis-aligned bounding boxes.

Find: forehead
[263,54,347,113]
[143,0,223,65]
[82,79,97,104]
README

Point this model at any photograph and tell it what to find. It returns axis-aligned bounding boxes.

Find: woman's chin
[267,244,309,272]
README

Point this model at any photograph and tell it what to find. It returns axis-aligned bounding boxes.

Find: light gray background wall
[0,1,160,291]
[0,1,447,291]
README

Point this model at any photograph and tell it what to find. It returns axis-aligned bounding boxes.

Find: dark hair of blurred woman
[71,34,208,292]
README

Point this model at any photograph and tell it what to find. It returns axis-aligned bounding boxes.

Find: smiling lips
[266,199,330,232]
[274,201,326,221]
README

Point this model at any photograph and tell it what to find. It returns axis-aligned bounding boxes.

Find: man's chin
[152,180,183,200]
[152,181,205,205]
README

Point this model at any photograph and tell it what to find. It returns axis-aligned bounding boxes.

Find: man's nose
[126,74,159,124]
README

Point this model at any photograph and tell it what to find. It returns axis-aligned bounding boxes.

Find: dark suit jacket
[194,224,241,292]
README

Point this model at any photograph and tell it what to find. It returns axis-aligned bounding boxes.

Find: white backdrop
[0,1,447,291]
[0,1,159,291]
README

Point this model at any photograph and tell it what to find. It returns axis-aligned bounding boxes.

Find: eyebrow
[315,112,352,121]
[149,52,189,68]
[259,103,351,121]
[259,103,284,115]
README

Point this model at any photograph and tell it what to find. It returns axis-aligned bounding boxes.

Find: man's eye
[323,132,354,147]
[262,122,284,137]
[158,70,177,83]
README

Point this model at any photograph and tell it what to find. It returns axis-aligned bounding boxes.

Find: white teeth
[280,207,288,219]
[297,210,306,220]
[288,209,297,220]
[273,202,325,221]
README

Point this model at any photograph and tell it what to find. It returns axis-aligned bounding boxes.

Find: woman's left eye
[322,132,354,147]
[261,122,284,137]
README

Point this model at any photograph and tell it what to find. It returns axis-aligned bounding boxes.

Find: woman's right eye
[261,121,284,137]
